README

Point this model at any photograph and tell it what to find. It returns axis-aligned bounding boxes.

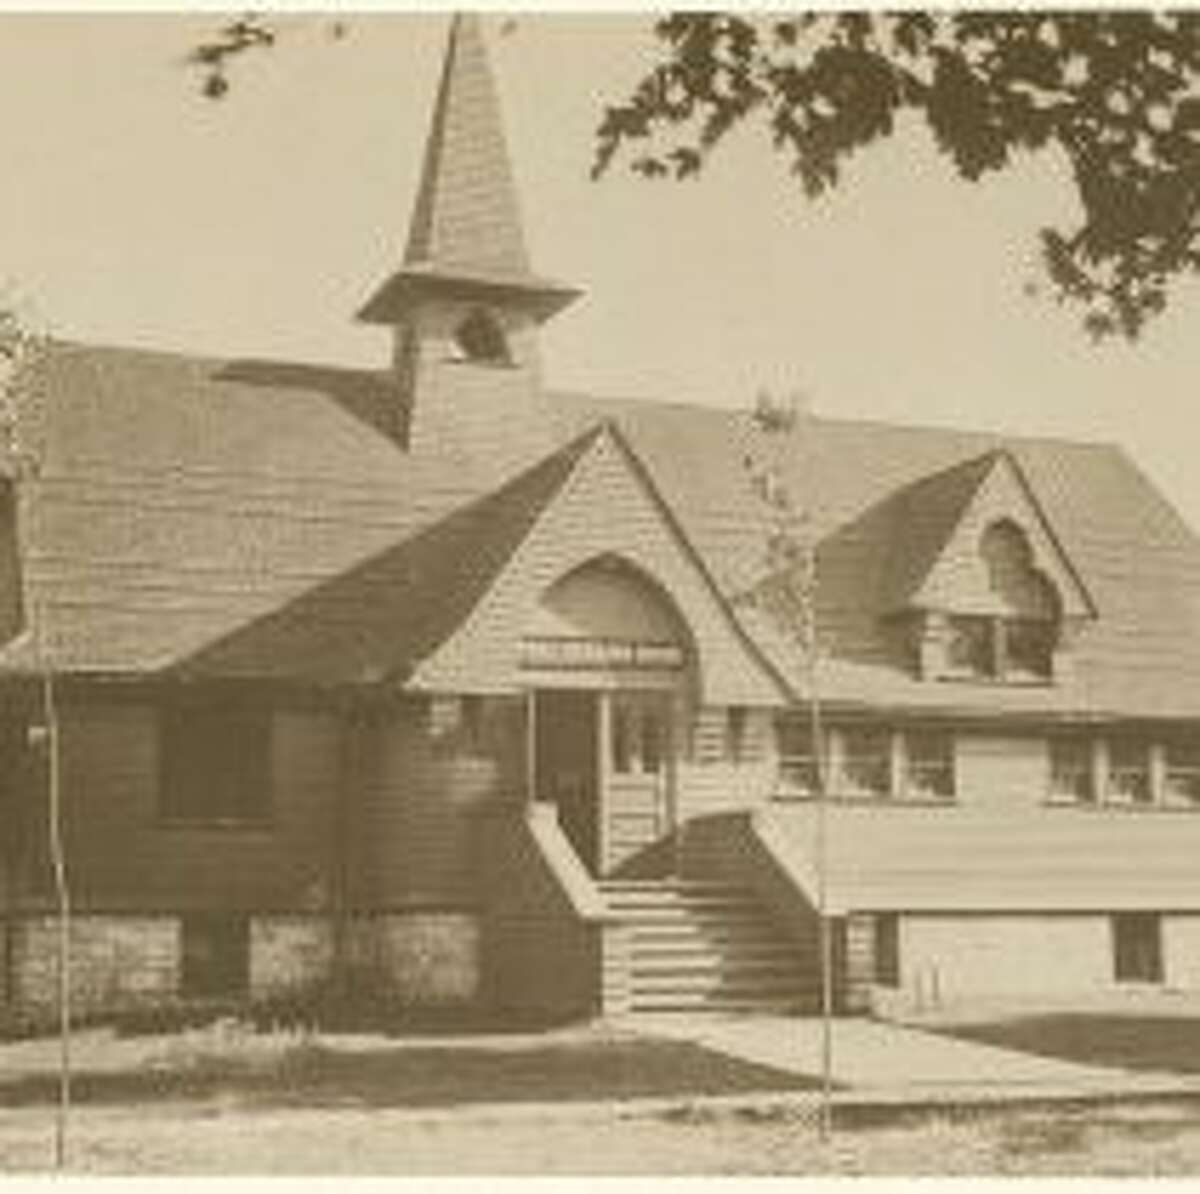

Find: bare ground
[7,1097,1200,1174]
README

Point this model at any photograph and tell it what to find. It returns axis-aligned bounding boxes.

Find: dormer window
[931,521,1061,683]
[453,308,510,365]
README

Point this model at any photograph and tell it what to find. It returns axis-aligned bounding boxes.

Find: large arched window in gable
[945,519,1062,681]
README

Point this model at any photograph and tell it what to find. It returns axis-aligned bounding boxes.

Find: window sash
[839,729,891,797]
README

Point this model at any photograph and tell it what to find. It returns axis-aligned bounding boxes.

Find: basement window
[1112,913,1163,984]
[181,914,250,998]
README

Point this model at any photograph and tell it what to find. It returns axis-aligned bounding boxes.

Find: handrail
[521,803,613,922]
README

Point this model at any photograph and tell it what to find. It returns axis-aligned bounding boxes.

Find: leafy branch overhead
[593,12,1200,339]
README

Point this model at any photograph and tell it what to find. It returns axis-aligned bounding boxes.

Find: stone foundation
[249,916,334,999]
[2,910,482,1017]
[12,916,178,1015]
[347,912,480,1004]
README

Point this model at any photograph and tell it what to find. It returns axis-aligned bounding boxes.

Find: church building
[5,15,1200,1022]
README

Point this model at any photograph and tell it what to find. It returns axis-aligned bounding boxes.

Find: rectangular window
[1108,739,1153,805]
[903,730,955,800]
[1004,618,1054,680]
[946,615,994,678]
[1165,740,1200,807]
[775,717,820,798]
[160,703,272,823]
[839,727,891,798]
[1048,736,1095,803]
[1112,913,1163,984]
[181,914,250,997]
[874,913,901,987]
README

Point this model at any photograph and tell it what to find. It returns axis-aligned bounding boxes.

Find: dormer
[886,450,1096,684]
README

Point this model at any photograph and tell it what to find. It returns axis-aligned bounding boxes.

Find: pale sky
[2,12,1200,526]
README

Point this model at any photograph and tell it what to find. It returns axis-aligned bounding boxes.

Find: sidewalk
[634,1013,1200,1108]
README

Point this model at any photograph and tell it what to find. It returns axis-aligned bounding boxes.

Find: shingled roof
[3,339,1200,722]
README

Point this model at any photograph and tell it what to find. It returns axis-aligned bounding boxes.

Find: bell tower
[359,14,580,472]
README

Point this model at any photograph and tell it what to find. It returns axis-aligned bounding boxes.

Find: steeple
[360,14,579,471]
[360,14,579,327]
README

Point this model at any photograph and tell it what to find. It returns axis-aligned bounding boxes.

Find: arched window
[945,520,1061,681]
[452,308,510,365]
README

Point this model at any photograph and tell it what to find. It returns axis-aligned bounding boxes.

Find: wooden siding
[354,695,525,909]
[412,426,783,706]
[20,698,341,913]
[955,732,1051,810]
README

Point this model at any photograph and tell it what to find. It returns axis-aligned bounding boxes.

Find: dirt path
[5,1099,1200,1175]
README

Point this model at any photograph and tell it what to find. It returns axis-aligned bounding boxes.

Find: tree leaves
[594,11,1200,339]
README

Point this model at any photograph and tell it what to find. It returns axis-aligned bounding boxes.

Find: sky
[2,12,1200,527]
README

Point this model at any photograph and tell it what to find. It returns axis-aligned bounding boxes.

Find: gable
[410,423,786,704]
[907,452,1094,621]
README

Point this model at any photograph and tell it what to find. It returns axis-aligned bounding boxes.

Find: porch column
[524,689,537,805]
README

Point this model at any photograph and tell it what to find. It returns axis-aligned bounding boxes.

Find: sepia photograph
[3,3,1200,1177]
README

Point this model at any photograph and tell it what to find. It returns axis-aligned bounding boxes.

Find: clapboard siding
[356,696,525,908]
[956,732,1050,810]
[36,698,340,912]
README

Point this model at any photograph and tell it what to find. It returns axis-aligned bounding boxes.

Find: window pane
[1108,740,1152,804]
[840,727,891,797]
[1005,618,1054,678]
[1165,740,1200,806]
[874,913,901,987]
[946,616,992,677]
[1049,737,1094,802]
[775,717,819,796]
[904,731,954,799]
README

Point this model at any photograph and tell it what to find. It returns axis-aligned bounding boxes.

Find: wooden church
[4,14,1200,1022]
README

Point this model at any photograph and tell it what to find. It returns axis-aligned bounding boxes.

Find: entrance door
[602,692,674,877]
[533,691,600,872]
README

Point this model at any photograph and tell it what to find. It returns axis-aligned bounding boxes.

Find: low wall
[475,804,616,1022]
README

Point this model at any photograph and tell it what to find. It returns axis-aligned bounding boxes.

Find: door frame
[529,684,681,877]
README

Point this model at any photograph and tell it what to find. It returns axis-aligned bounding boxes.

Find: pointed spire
[360,13,579,325]
[404,13,529,277]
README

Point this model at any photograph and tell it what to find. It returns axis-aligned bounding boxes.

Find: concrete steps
[600,878,814,1014]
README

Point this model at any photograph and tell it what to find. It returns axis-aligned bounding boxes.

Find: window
[1048,736,1095,804]
[453,308,510,364]
[1004,617,1055,680]
[1112,913,1163,984]
[725,706,747,764]
[937,522,1060,684]
[839,727,891,798]
[775,717,820,797]
[181,914,250,997]
[946,615,993,678]
[1108,739,1152,805]
[1165,740,1200,807]
[160,704,271,823]
[874,913,901,987]
[903,731,954,800]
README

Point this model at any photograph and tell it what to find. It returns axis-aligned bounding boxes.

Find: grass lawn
[0,1023,817,1111]
[935,1014,1200,1075]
